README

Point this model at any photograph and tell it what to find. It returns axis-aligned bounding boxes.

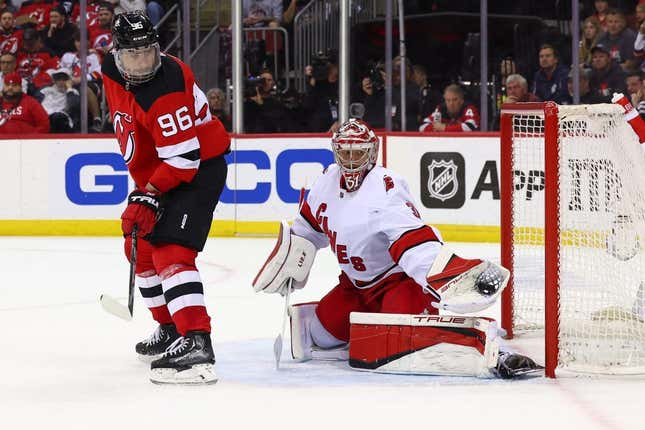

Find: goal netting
[500,102,645,377]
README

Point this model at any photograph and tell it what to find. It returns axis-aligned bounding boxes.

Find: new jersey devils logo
[113,111,135,164]
[427,160,458,201]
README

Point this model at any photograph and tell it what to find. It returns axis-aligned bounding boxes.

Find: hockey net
[500,102,645,377]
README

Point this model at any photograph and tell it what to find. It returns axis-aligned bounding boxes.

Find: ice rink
[1,236,642,430]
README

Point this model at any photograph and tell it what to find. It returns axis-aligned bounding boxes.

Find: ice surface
[0,237,642,430]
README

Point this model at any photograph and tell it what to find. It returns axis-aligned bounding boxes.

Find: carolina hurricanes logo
[113,111,136,164]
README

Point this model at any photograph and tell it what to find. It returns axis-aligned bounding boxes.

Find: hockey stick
[273,278,293,370]
[273,187,306,369]
[100,225,138,321]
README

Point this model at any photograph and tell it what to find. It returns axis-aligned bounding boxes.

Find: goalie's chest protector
[309,166,401,286]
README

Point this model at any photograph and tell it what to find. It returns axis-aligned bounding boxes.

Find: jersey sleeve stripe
[156,136,200,159]
[389,225,441,263]
[164,156,200,170]
[299,200,323,233]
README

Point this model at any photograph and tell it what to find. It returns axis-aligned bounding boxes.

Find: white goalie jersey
[292,164,444,289]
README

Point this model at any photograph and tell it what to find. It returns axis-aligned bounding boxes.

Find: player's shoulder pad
[370,166,409,196]
[132,55,187,112]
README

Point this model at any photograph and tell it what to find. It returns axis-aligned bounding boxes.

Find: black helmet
[112,12,161,85]
[112,11,158,50]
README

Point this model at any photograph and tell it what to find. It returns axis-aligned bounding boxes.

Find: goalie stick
[100,225,138,321]
[274,187,306,369]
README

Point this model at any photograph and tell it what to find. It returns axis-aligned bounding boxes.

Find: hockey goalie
[253,119,542,379]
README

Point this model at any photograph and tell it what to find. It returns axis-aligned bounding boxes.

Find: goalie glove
[425,246,510,313]
[252,220,317,296]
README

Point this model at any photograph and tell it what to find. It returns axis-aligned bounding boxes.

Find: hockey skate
[493,352,544,379]
[135,323,181,362]
[149,331,217,385]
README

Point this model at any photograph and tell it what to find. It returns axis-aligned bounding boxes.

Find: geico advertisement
[224,137,334,221]
[49,138,132,219]
[3,137,334,221]
[49,137,335,221]
[386,135,501,226]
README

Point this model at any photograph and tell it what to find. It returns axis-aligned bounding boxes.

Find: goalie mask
[112,12,161,85]
[331,119,379,192]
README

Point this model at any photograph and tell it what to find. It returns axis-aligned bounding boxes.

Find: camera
[244,76,264,98]
[310,49,336,82]
[366,60,385,92]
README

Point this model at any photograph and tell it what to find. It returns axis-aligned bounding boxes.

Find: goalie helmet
[331,119,379,192]
[112,12,161,85]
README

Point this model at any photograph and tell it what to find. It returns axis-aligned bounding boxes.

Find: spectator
[419,84,480,133]
[15,0,53,31]
[564,68,608,104]
[243,71,289,133]
[302,56,339,132]
[0,1,16,13]
[636,2,645,28]
[597,9,638,71]
[0,10,22,55]
[89,2,113,59]
[635,17,645,72]
[17,26,58,91]
[504,74,539,103]
[60,28,102,130]
[37,66,80,132]
[206,87,231,131]
[626,70,644,105]
[592,0,610,32]
[108,1,164,26]
[499,57,517,83]
[579,16,602,67]
[412,64,441,123]
[0,52,26,92]
[361,56,420,131]
[42,5,76,57]
[0,71,49,133]
[69,1,102,27]
[243,0,283,28]
[632,74,645,120]
[590,43,627,98]
[532,44,569,103]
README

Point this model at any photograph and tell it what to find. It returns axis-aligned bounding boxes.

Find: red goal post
[500,102,645,378]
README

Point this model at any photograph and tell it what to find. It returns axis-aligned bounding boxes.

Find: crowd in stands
[4,0,645,134]
[0,0,173,134]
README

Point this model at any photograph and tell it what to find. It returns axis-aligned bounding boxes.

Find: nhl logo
[427,160,458,201]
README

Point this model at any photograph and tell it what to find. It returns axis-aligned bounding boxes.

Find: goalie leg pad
[289,302,348,361]
[253,220,317,295]
[426,246,510,313]
[348,312,501,377]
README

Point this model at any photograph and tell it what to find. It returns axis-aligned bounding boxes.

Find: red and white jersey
[16,1,54,31]
[419,104,480,133]
[88,25,112,55]
[102,52,230,192]
[0,29,23,55]
[292,164,444,290]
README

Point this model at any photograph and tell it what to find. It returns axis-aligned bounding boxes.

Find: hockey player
[102,12,229,384]
[254,119,542,378]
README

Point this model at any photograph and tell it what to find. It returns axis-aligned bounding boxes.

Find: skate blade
[149,363,218,385]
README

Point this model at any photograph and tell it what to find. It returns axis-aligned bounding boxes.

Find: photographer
[302,50,339,132]
[243,70,289,133]
[360,56,420,130]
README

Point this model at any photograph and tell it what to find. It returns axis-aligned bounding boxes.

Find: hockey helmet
[331,119,379,192]
[112,12,161,85]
